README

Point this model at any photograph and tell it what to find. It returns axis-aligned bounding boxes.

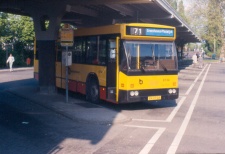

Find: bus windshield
[122,41,178,72]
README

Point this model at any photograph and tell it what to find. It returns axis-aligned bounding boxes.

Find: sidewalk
[0,67,34,72]
[1,67,130,125]
[7,85,131,125]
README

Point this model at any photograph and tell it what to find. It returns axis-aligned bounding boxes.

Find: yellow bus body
[35,23,178,104]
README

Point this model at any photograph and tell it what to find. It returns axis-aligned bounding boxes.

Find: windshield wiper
[158,60,168,72]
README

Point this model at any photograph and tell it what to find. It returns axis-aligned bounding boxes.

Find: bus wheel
[87,79,99,104]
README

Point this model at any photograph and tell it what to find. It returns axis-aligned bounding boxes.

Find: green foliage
[204,0,224,54]
[178,0,188,23]
[0,48,6,68]
[185,0,225,58]
[0,13,34,68]
[167,0,188,23]
[167,0,177,10]
[0,13,11,43]
[185,0,208,39]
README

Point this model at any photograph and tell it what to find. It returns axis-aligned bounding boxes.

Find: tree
[177,0,188,23]
[205,0,224,55]
[167,0,178,10]
[8,14,34,45]
[185,0,208,37]
[0,13,11,43]
[0,13,35,67]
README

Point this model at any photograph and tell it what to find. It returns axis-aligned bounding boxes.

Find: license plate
[148,96,161,101]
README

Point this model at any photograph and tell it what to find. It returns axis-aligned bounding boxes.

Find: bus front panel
[118,72,178,103]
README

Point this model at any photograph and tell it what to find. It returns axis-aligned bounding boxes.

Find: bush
[212,53,216,59]
[0,50,7,68]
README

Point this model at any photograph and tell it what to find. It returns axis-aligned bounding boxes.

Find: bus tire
[86,78,99,104]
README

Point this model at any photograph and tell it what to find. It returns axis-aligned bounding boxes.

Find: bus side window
[99,37,107,65]
[109,40,116,61]
[73,38,84,63]
[86,36,97,64]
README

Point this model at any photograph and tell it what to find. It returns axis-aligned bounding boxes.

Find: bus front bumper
[118,88,179,103]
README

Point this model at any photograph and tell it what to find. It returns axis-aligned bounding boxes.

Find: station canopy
[0,0,200,44]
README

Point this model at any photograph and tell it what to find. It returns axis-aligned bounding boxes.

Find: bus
[34,23,179,104]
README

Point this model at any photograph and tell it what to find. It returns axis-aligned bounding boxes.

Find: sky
[183,0,190,6]
[182,0,191,10]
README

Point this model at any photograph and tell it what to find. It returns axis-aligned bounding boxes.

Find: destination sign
[126,26,174,37]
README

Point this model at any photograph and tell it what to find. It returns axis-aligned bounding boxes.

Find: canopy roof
[0,0,201,44]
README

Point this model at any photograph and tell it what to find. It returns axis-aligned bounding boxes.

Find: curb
[0,67,33,72]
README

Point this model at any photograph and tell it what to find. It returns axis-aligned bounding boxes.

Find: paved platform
[8,86,130,125]
[1,67,130,125]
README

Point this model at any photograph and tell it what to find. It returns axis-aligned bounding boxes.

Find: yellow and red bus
[34,23,179,104]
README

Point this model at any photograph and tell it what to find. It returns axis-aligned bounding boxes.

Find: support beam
[105,4,134,17]
[66,0,153,5]
[70,6,98,17]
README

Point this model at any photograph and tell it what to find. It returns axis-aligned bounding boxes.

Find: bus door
[107,39,117,101]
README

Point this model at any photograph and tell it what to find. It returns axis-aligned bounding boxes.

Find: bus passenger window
[73,38,84,63]
[99,38,107,65]
[86,36,97,64]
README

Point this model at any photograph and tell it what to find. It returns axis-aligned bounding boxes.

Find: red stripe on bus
[68,80,76,92]
[77,82,86,94]
[100,87,106,100]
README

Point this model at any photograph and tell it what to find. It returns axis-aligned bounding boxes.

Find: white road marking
[185,64,207,95]
[167,64,211,154]
[133,64,208,123]
[133,96,186,123]
[166,96,186,122]
[124,65,210,154]
[124,125,166,154]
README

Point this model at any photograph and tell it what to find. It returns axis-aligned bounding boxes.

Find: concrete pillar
[37,40,56,93]
[28,4,66,94]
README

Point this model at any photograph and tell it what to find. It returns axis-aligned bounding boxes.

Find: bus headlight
[130,91,135,96]
[134,91,139,96]
[172,89,176,94]
[130,91,139,96]
[168,89,176,94]
[168,89,173,94]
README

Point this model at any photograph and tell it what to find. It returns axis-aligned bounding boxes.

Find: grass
[203,59,219,63]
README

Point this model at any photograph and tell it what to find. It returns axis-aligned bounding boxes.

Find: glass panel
[99,38,107,65]
[122,41,177,72]
[72,38,86,63]
[86,36,97,64]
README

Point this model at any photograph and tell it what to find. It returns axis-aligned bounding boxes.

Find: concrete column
[37,40,56,93]
[29,4,66,94]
